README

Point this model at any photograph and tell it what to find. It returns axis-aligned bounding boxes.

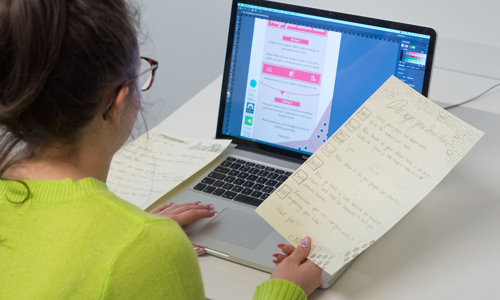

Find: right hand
[269,236,322,296]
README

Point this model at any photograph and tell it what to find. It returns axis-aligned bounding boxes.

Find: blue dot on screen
[250,79,257,88]
[323,139,326,143]
[320,129,324,133]
[323,122,327,127]
[304,146,308,150]
[298,147,301,150]
[317,135,320,139]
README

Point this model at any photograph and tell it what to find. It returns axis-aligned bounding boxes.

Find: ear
[106,86,129,123]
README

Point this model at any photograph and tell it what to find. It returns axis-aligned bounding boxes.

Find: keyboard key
[277,175,288,181]
[234,194,262,207]
[228,170,239,176]
[247,175,258,181]
[245,162,255,166]
[226,157,236,161]
[253,184,264,190]
[242,181,254,188]
[229,163,242,169]
[285,171,293,176]
[214,166,230,174]
[212,188,225,196]
[275,182,282,187]
[262,186,274,193]
[256,177,268,184]
[265,167,275,172]
[213,180,224,187]
[221,191,237,199]
[267,173,279,179]
[208,172,225,180]
[260,193,270,200]
[234,178,245,185]
[257,170,269,177]
[241,188,253,195]
[220,160,233,167]
[236,159,247,164]
[249,168,260,174]
[231,186,243,193]
[250,191,263,198]
[193,183,207,191]
[222,183,234,190]
[275,170,285,174]
[239,166,250,172]
[266,180,277,187]
[223,176,235,183]
[237,172,249,179]
[255,164,265,169]
[202,186,216,193]
[201,177,215,184]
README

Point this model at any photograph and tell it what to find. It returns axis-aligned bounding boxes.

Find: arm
[102,219,205,299]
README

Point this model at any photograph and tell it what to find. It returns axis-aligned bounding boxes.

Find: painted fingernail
[194,246,205,255]
[299,236,311,248]
[272,260,278,264]
[167,202,175,206]
[277,244,285,249]
[210,210,220,214]
[192,201,202,205]
[205,204,213,207]
[272,253,280,257]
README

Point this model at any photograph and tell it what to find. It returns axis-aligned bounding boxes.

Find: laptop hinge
[234,144,306,164]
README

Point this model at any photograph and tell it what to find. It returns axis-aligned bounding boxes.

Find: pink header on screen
[283,36,309,45]
[275,97,301,107]
[268,20,327,36]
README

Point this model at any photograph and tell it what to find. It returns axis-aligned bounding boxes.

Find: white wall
[136,0,500,131]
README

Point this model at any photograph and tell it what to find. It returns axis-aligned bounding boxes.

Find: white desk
[156,68,500,299]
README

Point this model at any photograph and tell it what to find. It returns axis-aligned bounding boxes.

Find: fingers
[193,244,206,256]
[170,209,217,226]
[287,236,312,265]
[279,244,295,256]
[168,203,215,215]
[149,202,174,214]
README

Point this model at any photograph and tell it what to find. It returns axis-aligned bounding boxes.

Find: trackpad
[200,208,273,250]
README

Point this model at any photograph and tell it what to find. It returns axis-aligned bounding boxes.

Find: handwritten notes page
[107,128,231,209]
[256,76,484,275]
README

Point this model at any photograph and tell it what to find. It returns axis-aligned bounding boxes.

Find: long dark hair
[0,0,140,176]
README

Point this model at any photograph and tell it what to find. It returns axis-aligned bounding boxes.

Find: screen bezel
[215,0,437,162]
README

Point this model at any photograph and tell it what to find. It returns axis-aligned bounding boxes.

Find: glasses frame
[102,56,159,120]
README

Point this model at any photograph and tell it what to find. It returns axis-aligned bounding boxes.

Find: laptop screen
[217,0,436,159]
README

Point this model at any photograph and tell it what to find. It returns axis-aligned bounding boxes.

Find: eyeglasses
[103,56,159,120]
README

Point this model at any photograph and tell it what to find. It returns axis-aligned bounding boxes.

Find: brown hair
[0,0,140,175]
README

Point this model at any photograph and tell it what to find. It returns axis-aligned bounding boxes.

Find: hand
[150,201,218,226]
[269,237,322,296]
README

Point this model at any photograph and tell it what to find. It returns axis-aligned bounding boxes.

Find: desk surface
[156,68,500,300]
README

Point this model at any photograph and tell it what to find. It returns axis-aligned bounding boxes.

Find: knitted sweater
[0,177,306,299]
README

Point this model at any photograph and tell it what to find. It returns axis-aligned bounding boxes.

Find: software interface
[222,3,431,155]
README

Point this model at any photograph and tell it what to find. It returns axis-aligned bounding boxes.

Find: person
[0,0,322,299]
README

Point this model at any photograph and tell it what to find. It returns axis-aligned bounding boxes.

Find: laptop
[150,0,437,288]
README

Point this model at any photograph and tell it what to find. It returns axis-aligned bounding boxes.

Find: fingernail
[210,210,219,214]
[272,253,279,257]
[299,236,311,248]
[192,201,202,205]
[194,246,205,255]
[167,202,175,206]
[277,244,285,249]
[272,260,278,264]
[205,204,213,207]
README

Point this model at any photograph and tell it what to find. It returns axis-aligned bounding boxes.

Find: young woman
[0,0,322,299]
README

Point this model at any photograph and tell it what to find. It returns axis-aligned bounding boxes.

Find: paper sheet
[256,76,484,275]
[107,128,231,209]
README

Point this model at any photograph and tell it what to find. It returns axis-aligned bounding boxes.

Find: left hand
[150,201,218,226]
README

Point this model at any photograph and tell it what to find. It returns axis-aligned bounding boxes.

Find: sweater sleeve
[253,279,307,300]
[101,219,205,299]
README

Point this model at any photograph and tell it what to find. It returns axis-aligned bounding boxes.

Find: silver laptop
[150,0,437,288]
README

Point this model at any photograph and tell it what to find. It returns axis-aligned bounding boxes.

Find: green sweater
[0,178,306,299]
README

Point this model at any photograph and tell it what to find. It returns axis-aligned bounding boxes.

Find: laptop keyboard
[192,157,293,207]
